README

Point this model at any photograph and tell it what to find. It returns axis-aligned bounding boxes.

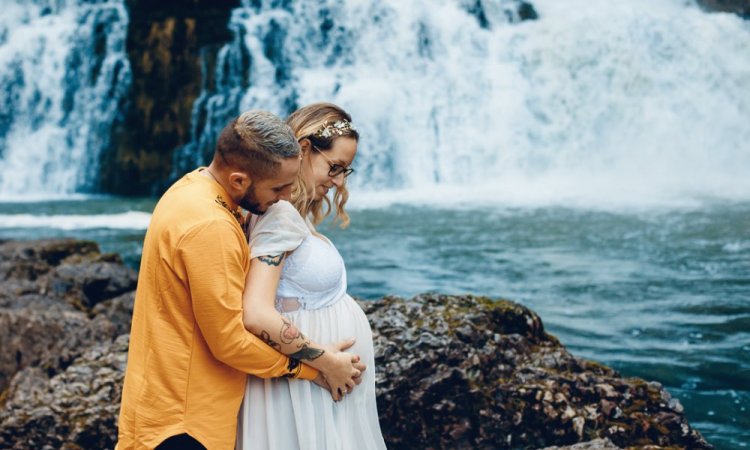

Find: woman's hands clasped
[313,337,366,401]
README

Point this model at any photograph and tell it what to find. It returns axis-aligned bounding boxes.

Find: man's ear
[227,171,251,191]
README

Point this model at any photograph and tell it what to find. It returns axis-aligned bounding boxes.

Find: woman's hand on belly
[317,338,367,401]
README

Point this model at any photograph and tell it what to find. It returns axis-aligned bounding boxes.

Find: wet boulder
[362,294,711,449]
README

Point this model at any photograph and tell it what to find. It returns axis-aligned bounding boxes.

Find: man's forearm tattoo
[259,330,281,350]
[258,253,284,266]
[289,344,325,361]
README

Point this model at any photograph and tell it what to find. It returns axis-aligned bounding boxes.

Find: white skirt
[236,294,387,450]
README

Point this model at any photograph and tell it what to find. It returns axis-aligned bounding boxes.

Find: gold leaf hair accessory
[313,120,357,139]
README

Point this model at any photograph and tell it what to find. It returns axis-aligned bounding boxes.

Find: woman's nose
[279,185,293,201]
[331,173,345,187]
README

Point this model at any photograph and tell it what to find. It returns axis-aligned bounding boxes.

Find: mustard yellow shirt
[116,169,317,450]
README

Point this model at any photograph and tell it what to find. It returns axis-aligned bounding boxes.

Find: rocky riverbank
[0,239,712,449]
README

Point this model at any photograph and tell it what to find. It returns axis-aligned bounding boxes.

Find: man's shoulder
[152,189,242,239]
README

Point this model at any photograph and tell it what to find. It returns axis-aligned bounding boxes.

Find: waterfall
[1,0,747,206]
[175,0,750,207]
[0,0,130,198]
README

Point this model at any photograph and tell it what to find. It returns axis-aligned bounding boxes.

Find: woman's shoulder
[252,200,311,236]
[257,200,303,222]
[268,199,301,216]
[249,201,312,257]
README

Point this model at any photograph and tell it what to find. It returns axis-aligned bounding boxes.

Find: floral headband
[312,120,357,139]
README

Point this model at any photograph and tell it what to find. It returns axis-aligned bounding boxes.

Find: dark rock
[0,308,117,395]
[696,0,750,19]
[464,0,491,29]
[47,259,137,310]
[92,291,136,336]
[0,239,99,270]
[0,292,73,311]
[518,1,539,21]
[463,0,539,29]
[540,438,621,449]
[0,238,136,311]
[0,240,100,296]
[360,294,711,449]
[0,336,128,450]
[0,240,128,394]
[0,240,713,449]
[101,0,240,195]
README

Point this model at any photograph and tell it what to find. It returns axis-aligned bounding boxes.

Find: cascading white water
[0,0,130,198]
[1,0,746,205]
[178,0,750,208]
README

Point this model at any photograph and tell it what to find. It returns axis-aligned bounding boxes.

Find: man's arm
[177,219,317,380]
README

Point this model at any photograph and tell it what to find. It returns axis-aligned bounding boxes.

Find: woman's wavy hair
[286,103,359,228]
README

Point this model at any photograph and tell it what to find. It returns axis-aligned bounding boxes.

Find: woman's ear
[298,138,312,154]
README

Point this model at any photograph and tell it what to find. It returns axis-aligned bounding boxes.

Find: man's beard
[239,184,265,215]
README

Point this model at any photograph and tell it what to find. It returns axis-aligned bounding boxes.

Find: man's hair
[213,110,300,180]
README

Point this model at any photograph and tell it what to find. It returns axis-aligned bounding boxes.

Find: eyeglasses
[312,144,354,178]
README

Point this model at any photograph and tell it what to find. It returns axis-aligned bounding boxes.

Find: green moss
[581,359,615,375]
[0,387,9,409]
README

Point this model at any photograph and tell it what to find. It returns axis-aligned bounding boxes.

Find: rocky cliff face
[100,0,239,195]
[0,240,712,449]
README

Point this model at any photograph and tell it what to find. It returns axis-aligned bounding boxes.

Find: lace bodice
[248,201,347,311]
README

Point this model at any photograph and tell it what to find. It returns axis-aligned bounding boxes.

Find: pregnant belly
[283,294,374,360]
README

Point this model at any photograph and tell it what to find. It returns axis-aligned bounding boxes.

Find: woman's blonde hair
[286,103,359,228]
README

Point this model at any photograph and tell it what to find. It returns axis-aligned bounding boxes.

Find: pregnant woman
[237,103,386,450]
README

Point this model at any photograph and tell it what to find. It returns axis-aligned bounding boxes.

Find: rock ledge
[0,240,711,449]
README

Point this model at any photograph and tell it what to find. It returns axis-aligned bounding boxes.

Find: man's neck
[203,164,225,188]
[202,165,238,206]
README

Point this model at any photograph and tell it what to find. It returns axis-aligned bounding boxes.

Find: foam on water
[723,241,750,253]
[0,193,102,203]
[0,211,150,230]
[346,174,740,211]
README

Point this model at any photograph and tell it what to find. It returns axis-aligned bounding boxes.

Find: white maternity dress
[236,200,386,450]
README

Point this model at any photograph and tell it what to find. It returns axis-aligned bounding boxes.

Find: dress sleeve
[249,200,310,259]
